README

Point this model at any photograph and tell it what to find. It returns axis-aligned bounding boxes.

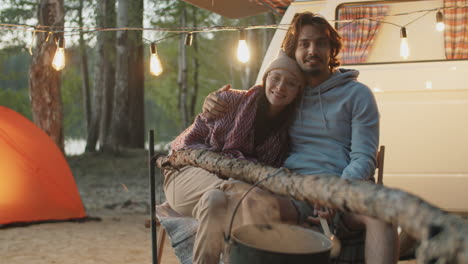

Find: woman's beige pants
[163,166,294,264]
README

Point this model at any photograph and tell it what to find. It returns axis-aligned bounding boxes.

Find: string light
[237,29,250,63]
[149,43,163,77]
[185,33,193,46]
[52,37,65,71]
[399,27,410,59]
[436,10,445,31]
[1,4,465,72]
[1,4,467,35]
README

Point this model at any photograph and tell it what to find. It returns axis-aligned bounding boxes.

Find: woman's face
[265,69,301,110]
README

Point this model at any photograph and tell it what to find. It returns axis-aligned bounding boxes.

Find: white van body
[258,0,468,212]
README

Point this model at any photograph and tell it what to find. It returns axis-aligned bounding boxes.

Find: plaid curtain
[338,5,389,64]
[255,0,292,15]
[444,0,468,59]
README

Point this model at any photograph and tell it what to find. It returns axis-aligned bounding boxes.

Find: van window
[336,0,468,64]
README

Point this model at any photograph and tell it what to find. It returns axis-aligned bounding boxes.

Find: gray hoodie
[284,69,379,180]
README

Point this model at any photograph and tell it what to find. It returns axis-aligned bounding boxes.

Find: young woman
[163,50,304,264]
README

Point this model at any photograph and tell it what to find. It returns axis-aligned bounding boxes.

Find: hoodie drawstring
[299,93,305,127]
[318,86,328,129]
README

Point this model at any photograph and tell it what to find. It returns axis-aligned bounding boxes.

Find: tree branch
[155,149,468,263]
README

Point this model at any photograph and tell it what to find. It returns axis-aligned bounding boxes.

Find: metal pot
[229,222,332,264]
[225,173,332,264]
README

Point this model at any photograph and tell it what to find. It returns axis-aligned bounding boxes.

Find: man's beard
[304,68,322,76]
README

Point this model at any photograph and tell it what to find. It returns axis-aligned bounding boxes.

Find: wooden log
[155,149,468,263]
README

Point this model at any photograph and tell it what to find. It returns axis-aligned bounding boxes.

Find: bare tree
[77,0,91,150]
[238,13,277,90]
[29,0,65,151]
[263,13,277,54]
[188,6,199,121]
[108,0,130,150]
[243,28,262,89]
[127,0,144,148]
[98,0,117,152]
[177,4,189,128]
[86,0,116,152]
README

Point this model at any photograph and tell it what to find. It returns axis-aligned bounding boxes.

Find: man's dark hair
[281,12,343,70]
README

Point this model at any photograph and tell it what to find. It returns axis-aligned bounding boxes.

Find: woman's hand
[306,204,336,224]
[202,84,231,119]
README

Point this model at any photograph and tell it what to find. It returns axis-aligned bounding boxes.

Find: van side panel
[356,61,468,211]
[258,1,468,211]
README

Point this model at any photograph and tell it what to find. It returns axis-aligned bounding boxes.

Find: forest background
[0,0,278,155]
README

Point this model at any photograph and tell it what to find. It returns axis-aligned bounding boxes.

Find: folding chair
[374,145,416,260]
[376,145,385,185]
[148,139,390,264]
[155,202,198,264]
[148,130,197,264]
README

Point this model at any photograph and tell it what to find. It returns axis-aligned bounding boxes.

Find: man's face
[294,24,331,77]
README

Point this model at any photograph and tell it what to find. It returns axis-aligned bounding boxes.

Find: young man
[204,12,399,264]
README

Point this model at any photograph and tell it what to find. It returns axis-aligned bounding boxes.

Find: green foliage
[144,99,179,142]
[0,51,30,91]
[0,7,35,23]
[61,48,86,138]
[0,0,277,146]
[0,50,31,119]
[0,88,31,119]
[0,0,37,48]
[0,45,86,138]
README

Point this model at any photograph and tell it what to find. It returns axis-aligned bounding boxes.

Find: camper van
[257,0,468,212]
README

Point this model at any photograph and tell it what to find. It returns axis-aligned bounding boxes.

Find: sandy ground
[1,214,152,264]
[0,149,418,264]
[0,149,176,264]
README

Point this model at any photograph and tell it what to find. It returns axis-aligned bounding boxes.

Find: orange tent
[0,106,87,227]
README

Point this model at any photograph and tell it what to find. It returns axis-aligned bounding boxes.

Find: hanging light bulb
[436,11,445,31]
[185,33,193,46]
[237,30,250,63]
[52,37,65,71]
[400,27,410,59]
[150,43,163,77]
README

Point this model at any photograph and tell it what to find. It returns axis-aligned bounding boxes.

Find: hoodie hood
[300,69,360,129]
[305,69,359,96]
[285,67,379,180]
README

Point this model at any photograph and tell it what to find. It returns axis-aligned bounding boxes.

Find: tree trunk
[78,0,91,150]
[108,0,130,151]
[239,46,250,90]
[239,28,262,89]
[155,149,468,263]
[98,0,117,152]
[86,0,116,152]
[127,0,144,148]
[29,0,65,151]
[263,13,276,54]
[177,5,189,128]
[189,6,199,122]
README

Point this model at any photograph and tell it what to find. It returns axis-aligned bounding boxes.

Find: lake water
[64,138,170,156]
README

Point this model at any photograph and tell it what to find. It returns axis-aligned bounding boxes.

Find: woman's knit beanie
[262,50,304,86]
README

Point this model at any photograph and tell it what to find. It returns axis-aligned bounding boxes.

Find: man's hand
[202,84,231,119]
[306,205,335,224]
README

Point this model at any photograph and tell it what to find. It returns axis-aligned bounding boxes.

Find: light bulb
[52,38,65,71]
[436,11,445,31]
[185,33,193,46]
[400,27,409,59]
[436,22,445,32]
[150,43,163,77]
[237,30,250,63]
